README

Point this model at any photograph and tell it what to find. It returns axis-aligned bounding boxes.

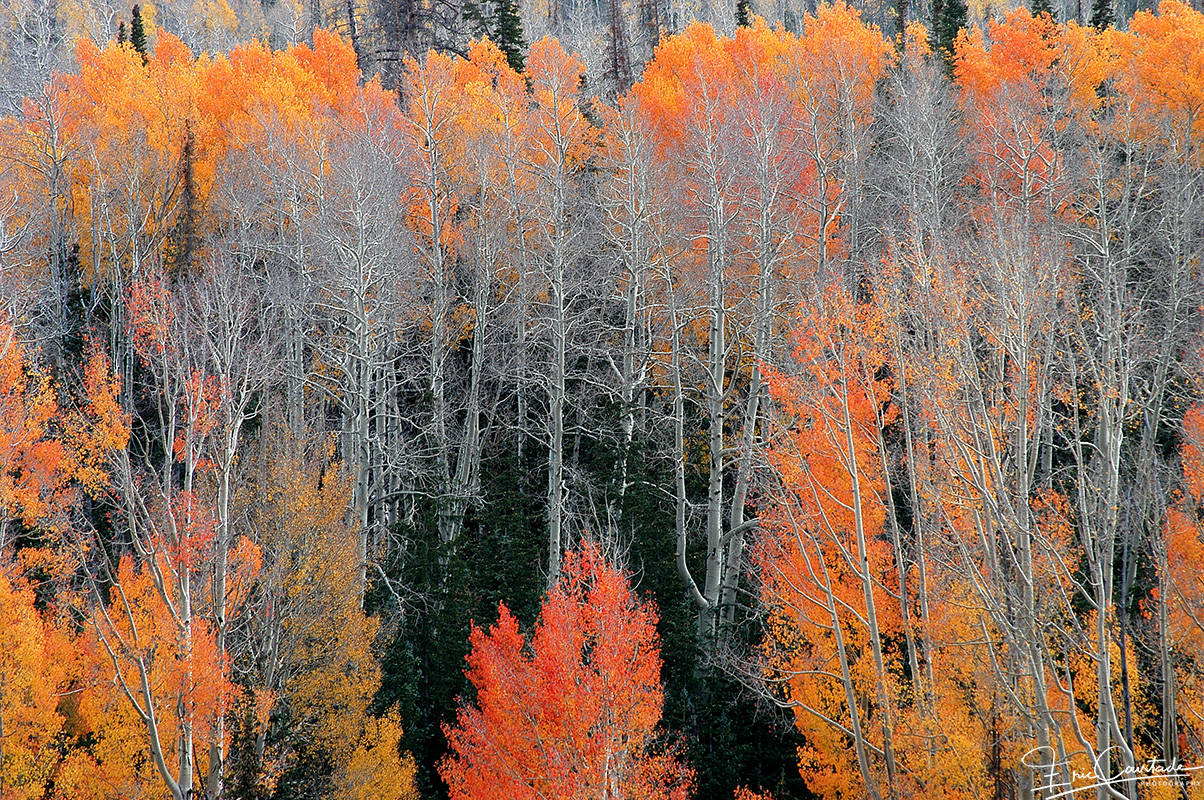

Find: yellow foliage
[0,571,69,800]
[236,430,417,788]
[0,320,70,533]
[76,553,231,796]
[332,706,419,800]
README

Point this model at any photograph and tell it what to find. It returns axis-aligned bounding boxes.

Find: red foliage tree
[440,542,692,800]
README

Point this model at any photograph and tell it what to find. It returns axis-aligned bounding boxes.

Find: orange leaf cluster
[441,543,693,800]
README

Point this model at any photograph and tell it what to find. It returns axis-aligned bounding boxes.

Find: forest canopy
[1,1,1204,799]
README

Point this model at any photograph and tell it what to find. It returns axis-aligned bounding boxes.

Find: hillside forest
[2,0,1204,799]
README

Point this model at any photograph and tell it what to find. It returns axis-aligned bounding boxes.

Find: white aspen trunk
[615,192,642,519]
[547,199,567,583]
[720,107,784,621]
[701,188,726,635]
[530,63,583,587]
[813,531,884,800]
[350,271,372,604]
[450,230,489,519]
[412,80,456,546]
[837,363,898,794]
[206,452,233,800]
[665,264,707,611]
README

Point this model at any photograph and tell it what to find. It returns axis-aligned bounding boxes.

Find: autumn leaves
[441,544,693,800]
[754,5,1204,800]
[2,0,1204,797]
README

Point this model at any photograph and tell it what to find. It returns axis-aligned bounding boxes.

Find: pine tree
[130,4,148,64]
[169,123,198,274]
[492,0,526,72]
[736,0,751,27]
[1031,0,1057,19]
[1091,0,1112,28]
[930,0,944,56]
[117,19,127,43]
[932,0,966,73]
[894,0,908,43]
[605,0,632,94]
[463,0,487,38]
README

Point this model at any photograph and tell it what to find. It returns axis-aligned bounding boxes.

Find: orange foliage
[763,289,895,547]
[954,7,1105,216]
[231,434,412,797]
[74,553,232,797]
[1,321,126,541]
[758,288,1004,799]
[402,49,466,252]
[0,322,68,533]
[63,347,131,499]
[440,543,693,800]
[3,5,1202,796]
[53,28,393,284]
[631,5,890,337]
[758,290,905,799]
[0,571,74,800]
[1165,405,1204,769]
[525,38,596,197]
[1114,0,1204,154]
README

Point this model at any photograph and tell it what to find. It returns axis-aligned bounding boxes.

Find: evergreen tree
[1091,0,1112,27]
[932,0,966,74]
[117,20,126,44]
[930,0,944,59]
[736,0,751,27]
[373,445,545,798]
[894,0,908,43]
[130,4,148,64]
[168,124,198,274]
[1032,0,1057,20]
[492,0,526,72]
[462,0,488,39]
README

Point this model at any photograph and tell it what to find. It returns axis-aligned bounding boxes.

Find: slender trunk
[701,192,726,636]
[838,366,898,794]
[721,169,778,623]
[425,143,454,546]
[817,539,883,800]
[669,275,706,611]
[206,453,234,800]
[0,673,6,800]
[615,205,642,519]
[1158,536,1177,763]
[547,250,566,583]
[546,165,568,584]
[351,278,372,604]
[447,207,491,541]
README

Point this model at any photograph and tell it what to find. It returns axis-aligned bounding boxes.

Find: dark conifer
[1032,0,1058,20]
[736,0,751,27]
[492,0,526,72]
[932,0,966,74]
[130,4,149,64]
[1091,0,1112,28]
[894,0,908,44]
[171,123,198,275]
